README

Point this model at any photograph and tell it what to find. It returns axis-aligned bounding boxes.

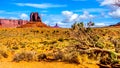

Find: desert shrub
[62,51,80,64]
[50,41,57,44]
[30,30,39,33]
[100,57,112,65]
[64,31,69,34]
[95,42,104,48]
[112,59,120,65]
[20,45,25,48]
[45,34,48,36]
[85,27,92,33]
[40,41,49,45]
[19,42,26,48]
[58,38,64,42]
[41,31,44,33]
[93,35,100,42]
[0,50,8,58]
[112,39,120,53]
[64,38,69,41]
[52,30,56,34]
[109,51,117,60]
[56,30,59,33]
[13,51,35,62]
[52,50,64,61]
[71,22,84,30]
[12,46,19,50]
[37,53,46,61]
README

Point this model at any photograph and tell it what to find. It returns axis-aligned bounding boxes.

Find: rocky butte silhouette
[18,12,49,28]
[53,23,60,28]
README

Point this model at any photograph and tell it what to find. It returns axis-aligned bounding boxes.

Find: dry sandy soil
[0,62,99,68]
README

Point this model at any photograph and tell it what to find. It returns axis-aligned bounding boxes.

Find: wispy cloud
[15,3,67,9]
[74,8,109,13]
[0,10,25,15]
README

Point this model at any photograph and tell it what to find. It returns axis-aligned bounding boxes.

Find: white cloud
[62,11,79,22]
[100,0,120,18]
[62,11,73,17]
[74,8,108,13]
[62,11,95,23]
[20,13,29,20]
[101,0,116,6]
[79,11,95,19]
[15,3,67,9]
[109,8,120,18]
[95,22,110,27]
[100,0,120,7]
[95,23,106,26]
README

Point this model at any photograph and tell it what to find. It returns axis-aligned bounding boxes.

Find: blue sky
[0,0,120,27]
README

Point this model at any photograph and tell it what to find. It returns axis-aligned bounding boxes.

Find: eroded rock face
[30,12,42,22]
[0,19,28,28]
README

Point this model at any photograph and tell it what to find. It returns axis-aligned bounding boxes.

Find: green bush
[93,35,100,42]
[95,42,104,48]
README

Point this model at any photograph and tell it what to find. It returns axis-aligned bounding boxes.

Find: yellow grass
[0,27,120,68]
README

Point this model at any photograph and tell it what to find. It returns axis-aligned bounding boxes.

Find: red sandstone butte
[18,12,49,28]
[0,18,28,28]
[0,12,49,28]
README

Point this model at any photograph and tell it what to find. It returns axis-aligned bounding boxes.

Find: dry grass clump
[0,50,8,58]
[12,51,35,62]
[37,53,47,61]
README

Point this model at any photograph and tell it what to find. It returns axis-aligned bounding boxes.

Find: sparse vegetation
[0,27,120,68]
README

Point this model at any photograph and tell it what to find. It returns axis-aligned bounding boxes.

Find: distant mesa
[0,18,28,28]
[0,12,49,28]
[109,22,120,27]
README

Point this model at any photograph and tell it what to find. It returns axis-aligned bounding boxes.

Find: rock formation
[30,12,42,22]
[0,19,28,28]
[53,23,60,28]
[0,12,49,28]
[18,12,49,28]
[109,22,120,27]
